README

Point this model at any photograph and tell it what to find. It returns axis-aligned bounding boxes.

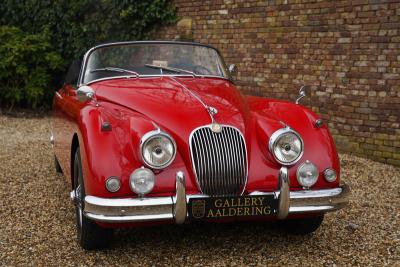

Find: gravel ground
[0,115,399,267]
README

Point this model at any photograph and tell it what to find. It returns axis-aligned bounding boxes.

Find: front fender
[76,101,193,198]
[247,96,340,189]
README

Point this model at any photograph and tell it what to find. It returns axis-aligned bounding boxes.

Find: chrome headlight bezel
[140,130,177,169]
[268,127,304,166]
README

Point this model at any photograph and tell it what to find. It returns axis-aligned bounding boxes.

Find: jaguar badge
[191,200,206,219]
[211,122,222,133]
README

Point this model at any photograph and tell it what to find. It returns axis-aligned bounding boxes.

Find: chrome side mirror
[295,85,307,104]
[77,86,94,103]
[228,64,237,76]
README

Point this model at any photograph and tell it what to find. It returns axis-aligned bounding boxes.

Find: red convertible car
[52,41,350,249]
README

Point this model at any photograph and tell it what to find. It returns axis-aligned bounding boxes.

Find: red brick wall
[156,0,400,166]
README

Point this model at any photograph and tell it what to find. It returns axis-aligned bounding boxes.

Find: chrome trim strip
[290,187,344,199]
[173,172,186,224]
[277,167,290,219]
[84,196,173,223]
[91,41,222,52]
[84,196,173,209]
[288,184,350,213]
[84,74,232,87]
[85,213,172,223]
[55,92,63,99]
[170,76,217,124]
[289,206,336,213]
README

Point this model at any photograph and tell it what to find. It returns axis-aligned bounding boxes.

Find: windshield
[82,43,230,84]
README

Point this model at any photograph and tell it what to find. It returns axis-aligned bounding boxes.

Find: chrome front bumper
[82,169,350,223]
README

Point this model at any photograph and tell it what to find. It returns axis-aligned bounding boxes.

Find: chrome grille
[190,125,247,196]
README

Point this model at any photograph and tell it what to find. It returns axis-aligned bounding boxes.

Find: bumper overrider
[81,168,350,223]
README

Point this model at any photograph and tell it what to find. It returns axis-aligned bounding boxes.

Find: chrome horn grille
[189,125,248,196]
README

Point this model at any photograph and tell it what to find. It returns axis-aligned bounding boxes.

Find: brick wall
[156,0,400,166]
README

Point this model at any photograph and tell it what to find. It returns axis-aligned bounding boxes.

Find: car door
[53,59,82,178]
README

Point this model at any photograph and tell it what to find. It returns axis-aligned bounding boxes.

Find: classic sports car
[52,41,350,249]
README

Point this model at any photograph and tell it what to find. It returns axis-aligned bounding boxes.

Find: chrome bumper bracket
[173,171,187,224]
[277,167,289,219]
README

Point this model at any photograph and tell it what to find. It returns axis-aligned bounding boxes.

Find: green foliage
[0,0,177,109]
[0,26,63,109]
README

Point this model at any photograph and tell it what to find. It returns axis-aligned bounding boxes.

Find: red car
[52,41,350,249]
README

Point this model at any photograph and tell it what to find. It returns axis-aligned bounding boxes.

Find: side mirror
[295,85,308,104]
[77,86,94,103]
[228,64,238,76]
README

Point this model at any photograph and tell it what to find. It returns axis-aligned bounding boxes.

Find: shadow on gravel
[112,220,310,250]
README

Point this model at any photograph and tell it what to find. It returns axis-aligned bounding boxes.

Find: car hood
[83,77,339,194]
[91,77,255,137]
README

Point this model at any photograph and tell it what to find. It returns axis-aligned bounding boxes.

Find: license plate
[188,195,277,220]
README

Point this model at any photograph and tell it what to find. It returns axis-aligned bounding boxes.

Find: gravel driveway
[0,115,399,266]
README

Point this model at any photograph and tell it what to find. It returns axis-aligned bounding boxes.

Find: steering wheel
[193,65,212,75]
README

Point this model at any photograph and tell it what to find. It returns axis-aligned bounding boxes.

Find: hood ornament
[207,106,222,133]
[207,106,218,116]
[170,77,221,129]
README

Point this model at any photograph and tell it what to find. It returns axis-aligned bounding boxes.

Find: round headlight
[129,167,155,195]
[269,128,303,165]
[297,161,319,188]
[324,168,337,182]
[141,130,176,169]
[105,176,121,193]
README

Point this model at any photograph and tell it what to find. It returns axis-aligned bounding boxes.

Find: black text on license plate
[188,195,277,220]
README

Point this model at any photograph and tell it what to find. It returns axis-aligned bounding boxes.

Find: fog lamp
[129,167,156,196]
[296,160,319,188]
[105,177,121,193]
[324,168,337,182]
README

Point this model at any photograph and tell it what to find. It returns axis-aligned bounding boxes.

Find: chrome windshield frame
[77,41,232,86]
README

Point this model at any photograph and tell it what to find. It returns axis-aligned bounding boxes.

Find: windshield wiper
[145,64,199,77]
[90,67,140,77]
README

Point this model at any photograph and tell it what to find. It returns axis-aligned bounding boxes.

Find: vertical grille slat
[220,132,229,196]
[233,129,243,194]
[198,130,209,193]
[224,129,232,196]
[226,128,235,194]
[190,125,247,196]
[208,131,215,194]
[211,131,221,195]
[228,127,239,194]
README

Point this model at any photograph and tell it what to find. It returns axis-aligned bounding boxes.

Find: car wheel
[54,155,62,173]
[281,215,324,235]
[73,148,113,250]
